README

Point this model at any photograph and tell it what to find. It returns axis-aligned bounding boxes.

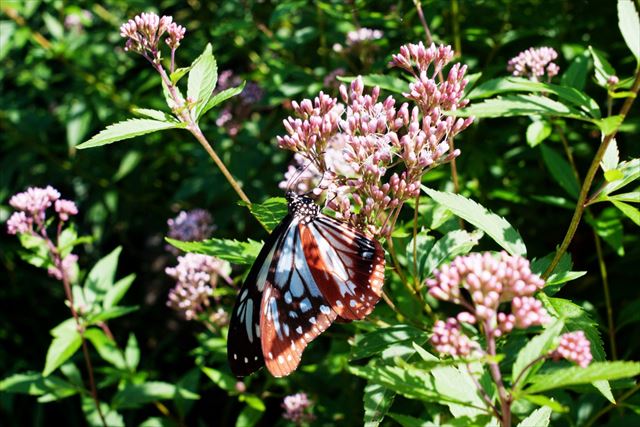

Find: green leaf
[18,233,51,268]
[561,52,590,90]
[596,115,624,135]
[466,77,600,118]
[0,21,16,61]
[351,325,429,360]
[612,200,640,225]
[0,372,75,396]
[595,158,640,199]
[456,94,591,121]
[338,74,408,94]
[526,120,552,147]
[244,197,288,232]
[422,230,483,278]
[540,144,580,199]
[235,405,263,427]
[517,406,552,427]
[112,382,199,409]
[103,273,135,309]
[42,12,64,39]
[606,191,640,203]
[43,328,82,376]
[199,81,246,119]
[175,368,201,418]
[618,0,640,62]
[84,246,122,303]
[82,396,125,427]
[87,306,138,323]
[348,363,441,403]
[422,187,527,256]
[165,237,262,265]
[131,108,177,122]
[512,319,564,392]
[406,231,435,280]
[170,66,192,85]
[523,394,569,413]
[591,208,625,256]
[526,361,640,394]
[588,46,616,87]
[600,139,620,172]
[238,394,266,412]
[125,334,140,371]
[113,150,142,182]
[66,101,92,150]
[430,363,488,417]
[84,328,126,369]
[201,366,237,392]
[77,119,183,149]
[364,382,395,427]
[187,43,218,120]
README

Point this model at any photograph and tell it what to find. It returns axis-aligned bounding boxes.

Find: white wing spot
[278,355,285,364]
[268,352,273,359]
[336,300,343,307]
[287,354,293,361]
[320,305,330,315]
[284,291,293,304]
[234,354,237,360]
[244,357,248,363]
[309,317,316,324]
[296,326,303,334]
[350,299,357,307]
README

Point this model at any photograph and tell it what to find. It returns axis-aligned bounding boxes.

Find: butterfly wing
[260,218,338,377]
[227,215,292,377]
[300,215,385,320]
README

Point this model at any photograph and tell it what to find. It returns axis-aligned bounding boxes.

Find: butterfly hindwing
[301,215,385,320]
[260,219,338,377]
[227,215,292,377]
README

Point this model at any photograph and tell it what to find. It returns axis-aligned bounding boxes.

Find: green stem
[593,230,617,359]
[543,69,640,279]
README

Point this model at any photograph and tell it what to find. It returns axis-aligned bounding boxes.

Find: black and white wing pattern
[227,193,385,378]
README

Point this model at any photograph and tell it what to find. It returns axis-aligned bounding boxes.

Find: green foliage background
[1,0,638,425]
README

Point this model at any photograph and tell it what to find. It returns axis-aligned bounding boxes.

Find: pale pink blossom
[282,392,314,424]
[55,199,78,221]
[507,47,560,81]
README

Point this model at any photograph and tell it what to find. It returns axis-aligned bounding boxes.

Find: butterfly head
[285,192,319,224]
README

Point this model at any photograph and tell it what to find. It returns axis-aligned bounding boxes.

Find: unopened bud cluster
[277,43,473,237]
[120,12,185,62]
[427,252,550,356]
[507,47,560,81]
[551,331,593,367]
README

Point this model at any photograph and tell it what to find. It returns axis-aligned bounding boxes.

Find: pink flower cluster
[507,47,560,81]
[166,209,215,255]
[165,253,231,320]
[551,331,593,367]
[333,27,383,54]
[120,12,185,61]
[277,43,473,237]
[281,392,314,424]
[431,317,478,356]
[427,252,550,356]
[7,186,77,234]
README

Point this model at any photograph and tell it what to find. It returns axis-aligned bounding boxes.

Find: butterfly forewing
[227,216,292,377]
[260,220,338,377]
[301,216,386,320]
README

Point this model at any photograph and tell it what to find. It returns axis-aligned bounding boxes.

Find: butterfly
[227,192,386,377]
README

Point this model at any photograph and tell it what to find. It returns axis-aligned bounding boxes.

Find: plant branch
[543,69,640,279]
[465,363,501,420]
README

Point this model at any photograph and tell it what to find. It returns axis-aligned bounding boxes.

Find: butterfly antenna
[285,155,316,195]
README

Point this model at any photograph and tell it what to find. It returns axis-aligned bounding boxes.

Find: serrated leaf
[103,273,135,309]
[526,120,552,147]
[540,144,580,199]
[187,43,218,119]
[244,197,288,232]
[165,237,262,265]
[595,158,640,199]
[612,200,640,225]
[601,139,620,171]
[466,77,600,118]
[422,187,527,256]
[526,361,640,394]
[512,319,564,392]
[338,74,408,94]
[43,329,82,376]
[201,367,237,392]
[364,383,395,427]
[588,46,616,87]
[422,230,482,278]
[112,382,198,409]
[199,82,246,119]
[456,94,590,121]
[618,0,640,62]
[131,108,177,122]
[517,406,552,427]
[351,325,429,360]
[77,119,183,149]
[431,363,487,417]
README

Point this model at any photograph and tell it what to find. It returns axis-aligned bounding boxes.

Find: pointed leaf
[422,187,527,256]
[517,406,552,427]
[77,119,183,149]
[199,81,246,119]
[526,361,640,394]
[423,230,483,278]
[112,382,199,409]
[165,237,262,265]
[131,108,177,122]
[187,43,218,119]
[600,139,620,171]
[103,273,135,309]
[618,0,640,62]
[588,47,616,87]
[561,52,590,90]
[364,382,395,427]
[43,329,82,376]
[456,94,591,121]
[611,200,640,225]
[243,197,288,232]
[85,246,122,302]
[526,120,552,147]
[540,144,580,198]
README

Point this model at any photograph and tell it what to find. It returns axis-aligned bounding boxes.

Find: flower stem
[154,63,252,207]
[593,230,617,359]
[465,363,501,420]
[485,321,511,427]
[543,69,640,279]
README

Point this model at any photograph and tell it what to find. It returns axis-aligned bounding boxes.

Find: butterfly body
[228,193,385,377]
